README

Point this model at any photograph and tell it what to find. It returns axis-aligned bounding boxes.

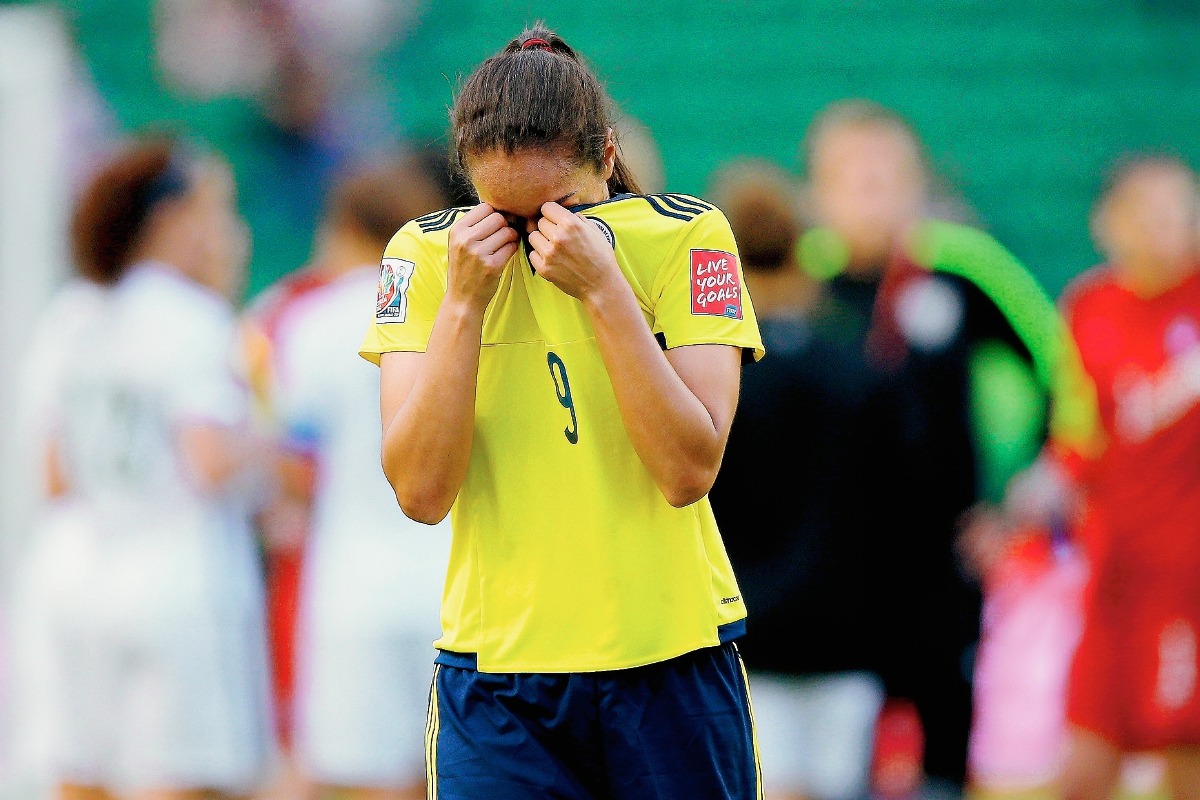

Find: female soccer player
[44,137,273,799]
[271,161,450,799]
[8,275,105,775]
[1001,156,1200,800]
[360,25,764,800]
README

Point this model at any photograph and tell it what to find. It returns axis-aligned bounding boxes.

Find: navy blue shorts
[426,642,762,799]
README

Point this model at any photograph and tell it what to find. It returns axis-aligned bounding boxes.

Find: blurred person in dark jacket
[804,100,1048,795]
[713,101,1048,798]
[709,161,885,800]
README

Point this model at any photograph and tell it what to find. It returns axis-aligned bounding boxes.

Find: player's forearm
[381,300,483,524]
[44,438,69,498]
[583,283,725,507]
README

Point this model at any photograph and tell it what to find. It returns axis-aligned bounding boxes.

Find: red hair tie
[522,38,552,51]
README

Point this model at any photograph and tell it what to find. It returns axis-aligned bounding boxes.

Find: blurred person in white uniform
[43,136,275,800]
[269,159,450,800]
[7,277,106,780]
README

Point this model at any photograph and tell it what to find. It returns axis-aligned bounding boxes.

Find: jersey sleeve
[911,219,1102,458]
[649,209,765,361]
[359,222,447,364]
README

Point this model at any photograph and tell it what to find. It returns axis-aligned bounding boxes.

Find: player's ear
[601,128,616,182]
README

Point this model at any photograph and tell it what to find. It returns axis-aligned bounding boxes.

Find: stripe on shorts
[425,664,441,800]
[735,646,765,800]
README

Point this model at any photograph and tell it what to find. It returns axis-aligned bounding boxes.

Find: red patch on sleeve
[690,249,742,319]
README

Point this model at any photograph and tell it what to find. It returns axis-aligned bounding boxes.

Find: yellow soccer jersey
[360,192,764,673]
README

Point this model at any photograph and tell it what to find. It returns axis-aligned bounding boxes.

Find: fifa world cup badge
[376,258,416,324]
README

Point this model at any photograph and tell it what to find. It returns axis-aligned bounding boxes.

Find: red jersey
[1061,265,1200,749]
[249,266,334,343]
[245,267,334,748]
[1062,266,1200,577]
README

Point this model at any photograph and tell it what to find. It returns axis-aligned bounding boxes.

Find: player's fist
[528,202,621,302]
[446,203,519,310]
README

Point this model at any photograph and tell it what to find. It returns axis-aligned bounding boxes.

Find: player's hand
[446,203,519,311]
[528,202,622,302]
[956,503,1015,581]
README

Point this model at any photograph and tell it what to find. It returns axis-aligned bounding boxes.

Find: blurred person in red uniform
[1011,156,1200,800]
[244,155,442,762]
[245,223,338,756]
[261,158,447,800]
[708,161,890,800]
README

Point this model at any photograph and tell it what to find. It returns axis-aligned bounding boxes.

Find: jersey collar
[567,192,637,214]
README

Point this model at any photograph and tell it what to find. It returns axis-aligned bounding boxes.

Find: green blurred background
[18,0,1200,298]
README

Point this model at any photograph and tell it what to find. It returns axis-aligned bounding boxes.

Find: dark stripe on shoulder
[664,193,714,212]
[413,208,447,224]
[417,207,471,233]
[656,195,709,216]
[644,195,695,221]
[414,208,453,226]
[415,210,453,231]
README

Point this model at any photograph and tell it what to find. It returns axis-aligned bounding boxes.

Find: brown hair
[326,156,447,246]
[451,24,641,195]
[71,136,190,284]
[708,160,802,272]
[804,99,927,178]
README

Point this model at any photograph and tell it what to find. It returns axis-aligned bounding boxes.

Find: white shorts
[41,513,275,794]
[750,671,885,800]
[6,501,94,780]
[294,531,442,787]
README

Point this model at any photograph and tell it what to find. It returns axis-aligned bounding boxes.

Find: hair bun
[521,37,552,51]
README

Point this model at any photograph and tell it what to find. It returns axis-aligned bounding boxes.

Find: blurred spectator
[149,0,420,294]
[613,113,666,195]
[7,277,106,782]
[964,508,1086,795]
[708,160,886,800]
[155,0,413,143]
[155,0,417,104]
[411,143,478,209]
[37,136,274,798]
[709,160,811,318]
[259,157,448,800]
[245,154,442,756]
[991,156,1200,800]
[0,19,119,786]
[790,100,1042,795]
[244,257,335,770]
